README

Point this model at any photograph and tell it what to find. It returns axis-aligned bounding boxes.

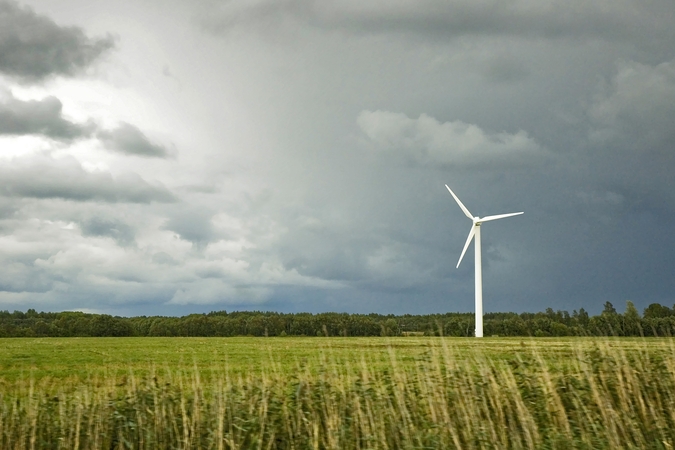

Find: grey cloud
[586,59,675,211]
[200,0,675,47]
[278,234,371,283]
[0,198,17,220]
[483,56,530,83]
[270,201,434,287]
[163,206,216,244]
[357,110,547,168]
[0,263,53,293]
[0,0,115,81]
[98,122,170,158]
[179,184,218,194]
[80,217,136,246]
[197,0,301,32]
[195,265,226,279]
[590,60,675,149]
[0,155,176,203]
[0,92,171,155]
[168,281,271,306]
[0,92,93,140]
[152,252,177,265]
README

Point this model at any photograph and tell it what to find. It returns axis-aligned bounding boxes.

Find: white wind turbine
[445,185,523,338]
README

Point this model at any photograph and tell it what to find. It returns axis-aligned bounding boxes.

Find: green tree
[381,318,399,336]
[89,315,133,337]
[643,303,673,319]
[603,302,617,315]
[34,320,50,336]
[573,308,590,328]
[623,301,642,336]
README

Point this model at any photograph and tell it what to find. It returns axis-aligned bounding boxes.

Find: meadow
[1,337,675,449]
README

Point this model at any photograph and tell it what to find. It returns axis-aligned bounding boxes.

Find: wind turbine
[445,185,523,338]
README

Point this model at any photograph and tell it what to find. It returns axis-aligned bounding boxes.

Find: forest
[1,301,674,338]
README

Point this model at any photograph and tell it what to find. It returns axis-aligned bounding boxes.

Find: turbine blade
[445,185,473,219]
[479,212,524,222]
[457,226,476,268]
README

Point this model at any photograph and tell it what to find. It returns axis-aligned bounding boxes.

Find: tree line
[1,301,675,338]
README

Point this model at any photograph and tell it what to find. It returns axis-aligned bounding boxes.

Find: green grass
[1,337,442,383]
[2,337,675,448]
[2,336,671,381]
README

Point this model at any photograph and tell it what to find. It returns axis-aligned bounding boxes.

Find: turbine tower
[445,185,523,338]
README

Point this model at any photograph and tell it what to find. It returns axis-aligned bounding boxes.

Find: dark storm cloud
[590,60,675,150]
[0,155,176,203]
[0,0,115,81]
[586,60,675,212]
[80,217,136,246]
[201,0,675,48]
[0,92,93,139]
[277,226,373,283]
[98,122,170,158]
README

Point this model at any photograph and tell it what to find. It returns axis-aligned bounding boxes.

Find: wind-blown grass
[1,338,675,449]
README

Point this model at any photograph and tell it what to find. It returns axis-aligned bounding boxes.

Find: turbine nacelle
[446,185,523,269]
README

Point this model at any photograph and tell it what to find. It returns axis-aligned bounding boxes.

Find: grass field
[2,337,675,448]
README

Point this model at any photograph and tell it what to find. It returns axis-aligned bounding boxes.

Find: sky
[0,0,674,317]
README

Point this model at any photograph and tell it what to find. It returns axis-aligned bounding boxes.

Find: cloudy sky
[1,0,673,317]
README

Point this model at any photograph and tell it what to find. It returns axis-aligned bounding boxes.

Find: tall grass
[2,339,675,449]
